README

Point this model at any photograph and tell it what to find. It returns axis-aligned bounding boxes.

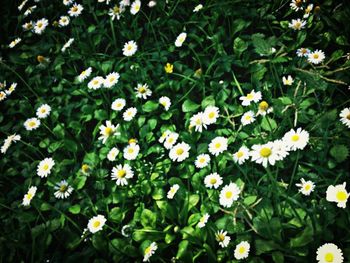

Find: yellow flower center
[134,4,140,12]
[217,234,225,241]
[238,246,246,254]
[43,164,49,170]
[199,158,205,163]
[165,63,173,73]
[105,127,114,136]
[209,112,215,118]
[291,134,300,142]
[313,54,319,59]
[259,101,269,111]
[117,170,126,178]
[144,246,152,255]
[346,114,350,120]
[325,253,334,262]
[246,93,254,100]
[41,109,46,113]
[109,77,115,82]
[113,6,120,13]
[127,44,133,50]
[210,178,217,184]
[195,118,202,125]
[225,191,233,199]
[336,191,347,202]
[215,143,221,149]
[37,22,43,28]
[29,121,36,127]
[93,220,101,228]
[295,22,301,28]
[129,138,137,144]
[82,164,90,173]
[128,148,134,154]
[304,184,311,191]
[139,87,146,93]
[245,115,252,120]
[176,148,184,155]
[236,151,244,158]
[168,138,174,143]
[59,184,67,192]
[72,6,78,12]
[27,193,33,199]
[260,147,272,157]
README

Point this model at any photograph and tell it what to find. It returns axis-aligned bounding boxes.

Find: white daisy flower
[108,4,125,20]
[111,98,126,111]
[167,184,180,199]
[282,75,294,85]
[123,143,140,160]
[234,241,250,260]
[37,157,55,178]
[130,0,141,15]
[87,215,106,233]
[163,132,179,149]
[22,21,33,31]
[316,243,344,263]
[9,38,21,48]
[194,153,210,168]
[159,130,171,144]
[282,127,309,151]
[326,182,348,208]
[123,40,138,56]
[208,136,228,156]
[169,142,191,162]
[54,180,73,199]
[193,4,203,12]
[216,230,230,248]
[78,67,92,82]
[159,96,171,111]
[219,182,241,208]
[148,1,156,7]
[123,107,137,121]
[22,186,37,206]
[1,134,21,154]
[288,19,306,30]
[339,107,350,128]
[135,83,152,99]
[143,242,157,262]
[175,32,187,47]
[111,164,134,186]
[88,76,104,90]
[104,72,120,88]
[290,0,304,11]
[0,91,7,101]
[232,146,250,165]
[304,4,314,18]
[239,90,262,106]
[272,139,290,161]
[58,16,70,27]
[203,106,220,125]
[63,0,73,6]
[5,83,17,95]
[24,5,36,17]
[107,147,120,161]
[197,213,209,228]
[308,50,325,64]
[34,18,49,34]
[296,178,315,196]
[204,172,223,189]
[250,142,278,167]
[98,121,119,144]
[241,110,256,126]
[256,101,273,116]
[68,3,84,17]
[36,104,51,119]
[61,38,74,52]
[24,117,41,131]
[190,112,207,132]
[296,47,310,57]
[18,0,28,11]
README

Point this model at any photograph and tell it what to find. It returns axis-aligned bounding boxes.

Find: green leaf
[251,33,272,55]
[53,124,65,139]
[289,224,313,248]
[233,37,248,57]
[261,117,277,131]
[182,99,200,113]
[201,96,215,109]
[110,207,124,223]
[176,240,189,260]
[69,204,81,214]
[141,209,156,228]
[330,145,348,163]
[64,139,78,152]
[142,101,159,112]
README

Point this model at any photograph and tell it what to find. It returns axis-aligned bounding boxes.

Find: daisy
[61,38,74,52]
[204,173,223,189]
[107,147,120,161]
[203,106,220,125]
[68,3,84,17]
[123,40,138,56]
[197,213,209,228]
[190,112,206,132]
[159,130,171,144]
[130,0,141,15]
[241,110,255,126]
[282,75,294,85]
[194,153,210,168]
[24,5,36,17]
[304,4,314,18]
[24,117,41,131]
[163,132,179,149]
[111,164,134,186]
[135,83,152,99]
[54,180,73,199]
[148,1,156,7]
[81,164,90,175]
[219,182,241,208]
[18,0,28,11]
[22,21,34,31]
[316,243,343,263]
[216,230,230,248]
[193,4,203,12]
[6,83,17,95]
[22,186,37,206]
[208,136,228,156]
[143,242,157,262]
[111,98,126,111]
[34,18,49,34]
[123,143,140,160]
[88,76,104,90]
[0,91,6,101]
[98,121,119,144]
[256,101,273,116]
[164,63,173,73]
[308,50,326,64]
[326,182,348,208]
[63,0,73,6]
[282,127,309,151]
[167,184,180,199]
[37,157,55,178]
[290,0,304,11]
[272,139,290,161]
[232,146,250,165]
[78,67,92,82]
[339,107,350,128]
[296,47,310,57]
[87,215,106,233]
[296,178,315,196]
[239,90,262,106]
[1,134,21,154]
[36,104,51,119]
[9,38,21,48]
[109,5,124,20]
[169,142,191,162]
[159,96,171,111]
[175,32,187,47]
[288,19,306,30]
[104,72,120,88]
[123,107,137,121]
[250,142,278,167]
[234,241,250,260]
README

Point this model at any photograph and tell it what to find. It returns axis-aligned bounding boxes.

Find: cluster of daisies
[0,81,17,102]
[86,71,120,90]
[23,104,51,131]
[189,105,220,132]
[97,0,143,21]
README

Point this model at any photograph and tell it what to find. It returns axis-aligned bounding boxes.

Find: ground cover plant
[1,0,350,262]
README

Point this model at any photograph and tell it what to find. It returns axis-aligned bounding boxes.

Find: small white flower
[63,0,73,6]
[159,96,171,111]
[88,76,104,90]
[316,243,344,263]
[78,67,92,82]
[61,38,74,52]
[304,4,314,18]
[98,121,119,144]
[296,178,315,196]
[197,213,209,228]
[123,40,138,56]
[143,242,157,262]
[5,83,17,95]
[232,146,250,165]
[159,130,171,144]
[308,50,325,65]
[272,139,290,161]
[58,16,70,27]
[1,134,21,154]
[87,215,106,233]
[288,19,306,30]
[282,127,309,151]
[123,143,140,160]
[203,106,219,125]
[296,47,310,57]
[250,142,278,167]
[234,241,250,260]
[130,0,141,15]
[0,91,6,101]
[326,182,348,208]
[339,107,350,128]
[282,75,294,85]
[239,90,262,106]
[104,72,120,88]
[18,0,28,11]
[22,186,37,206]
[204,173,223,189]
[68,3,84,17]
[111,164,134,186]
[37,157,55,178]
[163,132,178,149]
[24,117,41,131]
[148,1,156,7]
[194,154,210,168]
[216,230,230,248]
[107,147,120,161]
[36,104,51,119]
[135,83,152,99]
[34,18,49,34]
[219,182,241,208]
[9,38,21,48]
[208,136,228,156]
[54,180,73,199]
[193,4,203,12]
[111,98,126,111]
[169,142,190,162]
[290,0,304,11]
[190,112,206,132]
[108,4,125,20]
[167,184,180,199]
[175,32,187,47]
[123,107,137,121]
[256,100,273,116]
[241,110,256,126]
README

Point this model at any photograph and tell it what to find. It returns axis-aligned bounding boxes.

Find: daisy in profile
[111,164,134,186]
[326,182,348,208]
[194,153,210,168]
[81,164,90,175]
[163,132,178,149]
[159,96,171,111]
[169,142,190,162]
[175,32,187,47]
[24,117,41,131]
[107,147,120,161]
[98,121,119,144]
[5,83,17,95]
[232,146,249,165]
[296,47,310,57]
[250,142,278,167]
[193,4,203,12]
[290,0,304,11]
[104,72,120,88]
[37,157,55,178]
[208,136,228,156]
[239,90,262,106]
[9,38,21,48]
[308,50,325,64]
[296,178,315,196]
[288,19,306,30]
[135,83,152,99]
[63,0,73,5]
[0,91,6,101]
[148,1,156,8]
[123,142,140,160]
[34,18,49,34]
[123,40,138,56]
[316,243,343,263]
[123,107,137,121]
[109,4,125,20]
[24,5,37,17]
[111,98,126,111]
[282,75,294,85]
[256,101,273,116]
[143,242,157,262]
[203,106,220,125]
[339,107,350,128]
[241,111,255,126]
[204,173,223,189]
[54,180,73,199]
[18,0,28,11]
[1,134,21,154]
[61,38,74,52]
[219,182,241,207]
[88,76,104,90]
[68,3,84,17]
[36,104,51,119]
[190,112,206,132]
[22,186,37,206]
[234,241,250,260]
[158,130,171,144]
[22,21,33,31]
[283,127,309,151]
[197,213,209,228]
[78,67,92,82]
[130,0,141,15]
[58,16,70,27]
[216,230,230,248]
[167,184,180,199]
[87,215,106,233]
